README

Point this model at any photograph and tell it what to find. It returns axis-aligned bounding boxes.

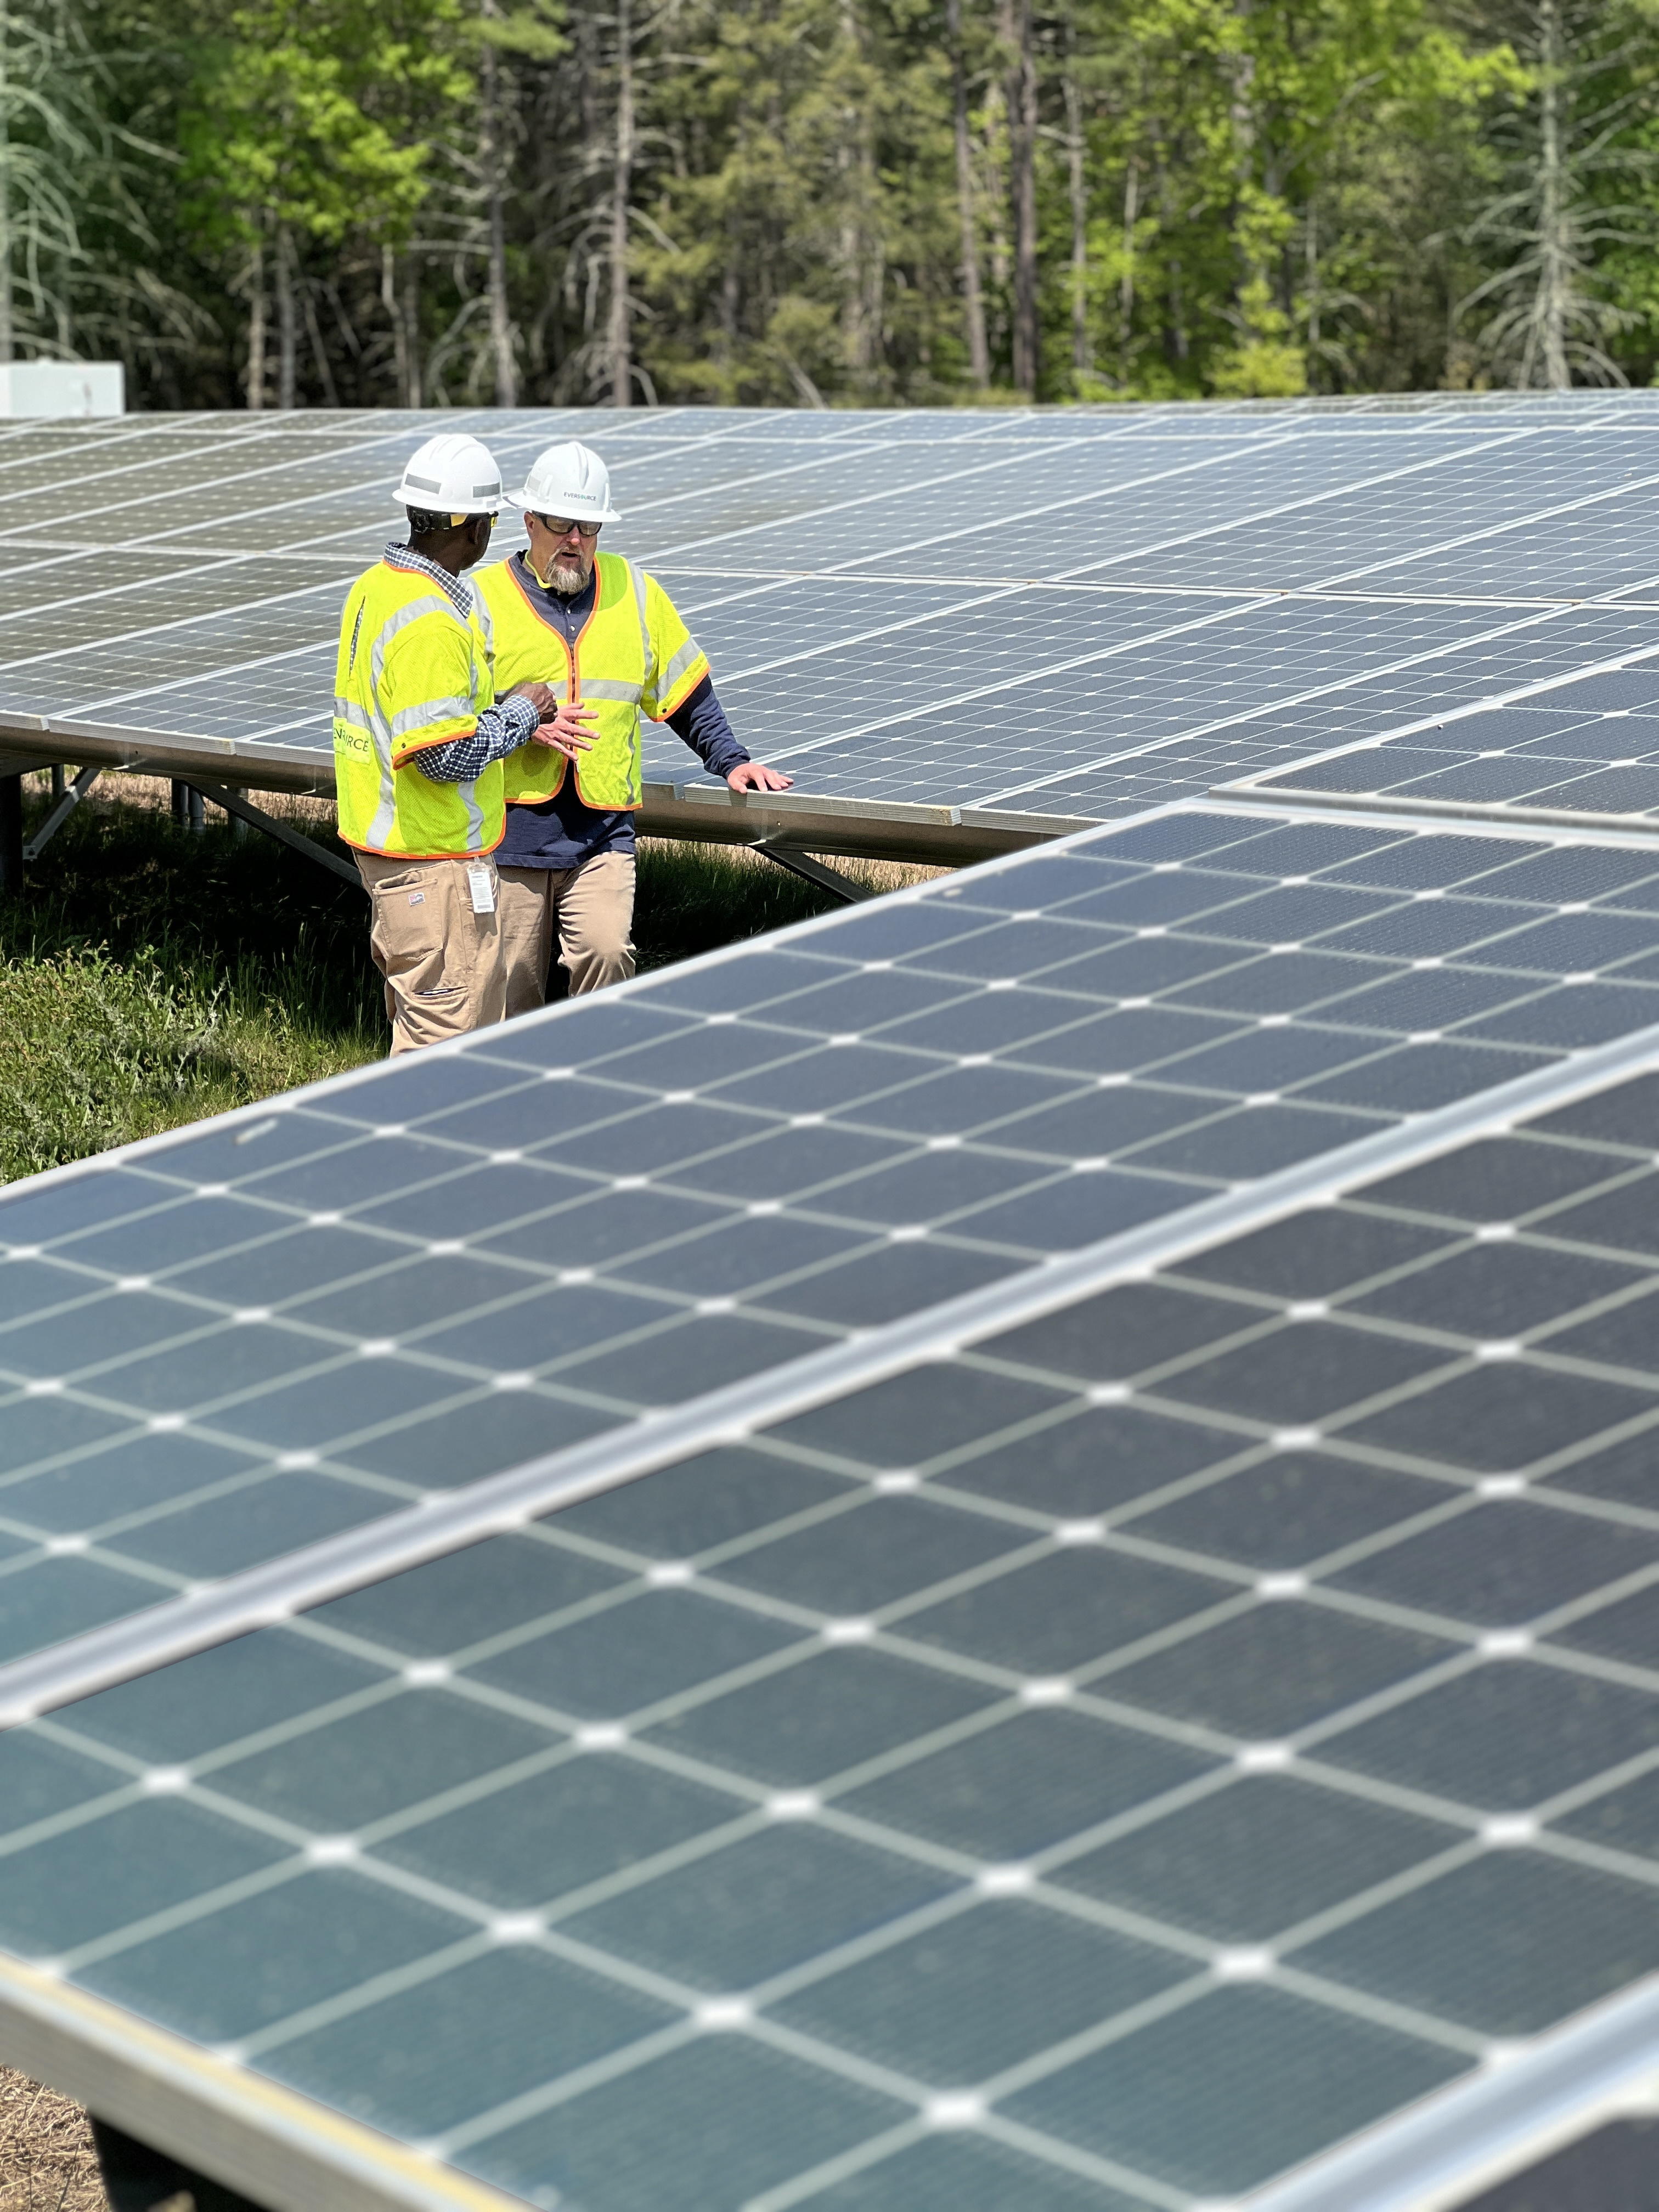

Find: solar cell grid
[4,396,1659,833]
[13,1050,1659,2209]
[1232,650,1659,833]
[12,392,1659,2209]
[8,802,1659,1708]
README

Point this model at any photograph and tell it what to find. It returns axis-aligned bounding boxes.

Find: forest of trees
[1,0,1656,411]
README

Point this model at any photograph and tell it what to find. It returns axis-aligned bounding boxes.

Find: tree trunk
[247,241,267,411]
[479,16,518,407]
[1536,0,1570,389]
[947,0,990,387]
[402,258,423,407]
[1226,0,1259,335]
[1120,154,1139,364]
[1156,148,1188,365]
[1062,18,1090,379]
[836,0,883,383]
[302,283,340,407]
[275,224,297,409]
[382,245,408,404]
[0,4,12,369]
[608,0,634,407]
[998,0,1038,396]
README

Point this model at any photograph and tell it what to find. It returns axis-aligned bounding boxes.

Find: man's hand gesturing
[542,698,599,760]
[506,682,598,760]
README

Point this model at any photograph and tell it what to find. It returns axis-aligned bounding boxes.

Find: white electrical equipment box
[0,360,126,416]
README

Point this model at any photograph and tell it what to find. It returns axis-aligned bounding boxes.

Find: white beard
[550,557,587,594]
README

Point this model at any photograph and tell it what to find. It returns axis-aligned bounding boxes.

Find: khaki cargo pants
[356,851,508,1056]
[498,851,636,1017]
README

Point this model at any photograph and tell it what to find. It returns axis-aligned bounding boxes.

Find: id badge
[467,864,496,915]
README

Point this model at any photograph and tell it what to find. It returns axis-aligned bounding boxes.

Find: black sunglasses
[533,514,603,539]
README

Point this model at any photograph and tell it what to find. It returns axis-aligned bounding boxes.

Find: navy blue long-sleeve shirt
[496,555,747,872]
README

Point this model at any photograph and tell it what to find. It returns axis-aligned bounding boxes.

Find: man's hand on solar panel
[479,438,793,1016]
[727,760,794,792]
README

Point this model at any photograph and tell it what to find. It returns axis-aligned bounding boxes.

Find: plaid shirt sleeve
[409,691,540,783]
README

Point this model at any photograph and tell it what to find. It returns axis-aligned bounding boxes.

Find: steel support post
[0,774,22,896]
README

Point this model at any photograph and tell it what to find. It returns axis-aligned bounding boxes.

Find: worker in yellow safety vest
[332,432,583,1054]
[473,440,794,1014]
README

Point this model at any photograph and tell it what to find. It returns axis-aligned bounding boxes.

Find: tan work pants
[498,851,636,1017]
[356,850,508,1056]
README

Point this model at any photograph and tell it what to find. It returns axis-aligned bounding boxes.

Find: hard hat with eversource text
[509,441,623,525]
[392,432,504,517]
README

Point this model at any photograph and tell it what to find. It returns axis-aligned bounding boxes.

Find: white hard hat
[508,441,622,524]
[392,432,504,516]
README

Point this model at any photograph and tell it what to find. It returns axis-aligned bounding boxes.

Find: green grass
[0,785,864,1182]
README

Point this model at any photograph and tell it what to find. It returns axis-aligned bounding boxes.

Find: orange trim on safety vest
[502,554,641,812]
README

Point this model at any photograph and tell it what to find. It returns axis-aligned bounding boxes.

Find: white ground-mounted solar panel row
[10,799,1659,2209]
[3,395,1659,858]
[9,399,1659,2211]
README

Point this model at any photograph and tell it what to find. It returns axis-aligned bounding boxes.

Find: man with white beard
[473,439,793,1011]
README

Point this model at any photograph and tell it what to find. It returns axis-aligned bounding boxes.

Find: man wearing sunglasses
[332,432,561,1052]
[474,438,793,1013]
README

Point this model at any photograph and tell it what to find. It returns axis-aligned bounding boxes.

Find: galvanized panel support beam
[24,765,102,861]
[751,838,871,904]
[188,779,363,891]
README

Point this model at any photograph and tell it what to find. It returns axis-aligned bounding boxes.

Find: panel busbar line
[18,800,1659,1698]
[3,399,1659,848]
[13,1051,1659,2209]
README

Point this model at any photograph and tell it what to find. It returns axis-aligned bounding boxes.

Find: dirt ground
[0,2072,105,2212]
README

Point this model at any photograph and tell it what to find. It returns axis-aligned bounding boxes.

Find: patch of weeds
[0,789,380,1177]
[0,783,933,1181]
[633,838,841,967]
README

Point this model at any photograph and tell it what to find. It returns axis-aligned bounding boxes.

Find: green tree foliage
[6,0,1658,405]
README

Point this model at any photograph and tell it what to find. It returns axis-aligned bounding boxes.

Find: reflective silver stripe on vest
[332,697,373,729]
[579,676,645,703]
[363,592,455,847]
[457,777,487,851]
[628,560,651,669]
[658,634,706,698]
[387,696,478,743]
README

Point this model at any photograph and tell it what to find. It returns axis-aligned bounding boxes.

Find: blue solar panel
[7,391,1659,2209]
[8,1019,1659,2209]
[2,397,1658,842]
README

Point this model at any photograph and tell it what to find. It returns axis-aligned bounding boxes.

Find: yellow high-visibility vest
[332,556,505,857]
[473,550,710,811]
